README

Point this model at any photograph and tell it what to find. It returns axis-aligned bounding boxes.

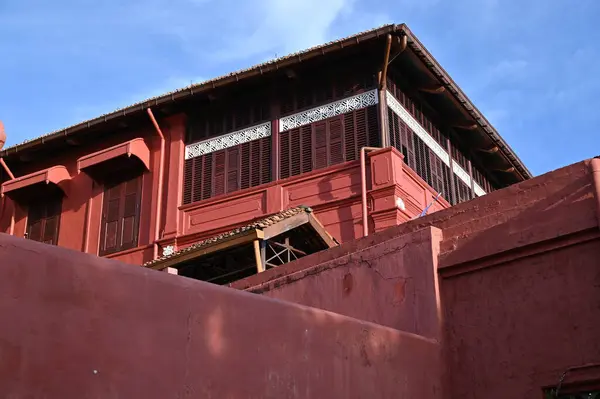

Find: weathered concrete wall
[441,237,600,398]
[237,158,600,397]
[240,226,444,340]
[0,233,441,398]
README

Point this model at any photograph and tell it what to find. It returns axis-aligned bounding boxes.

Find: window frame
[99,173,143,256]
[26,196,62,246]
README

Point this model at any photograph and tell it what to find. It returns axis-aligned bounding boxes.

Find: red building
[0,24,530,277]
[0,157,598,398]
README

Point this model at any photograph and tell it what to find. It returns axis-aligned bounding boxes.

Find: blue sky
[1,0,598,176]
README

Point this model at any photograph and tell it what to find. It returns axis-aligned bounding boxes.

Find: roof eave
[0,24,398,158]
[397,25,532,180]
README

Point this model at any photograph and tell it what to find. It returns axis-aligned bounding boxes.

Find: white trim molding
[386,91,450,166]
[386,90,486,196]
[452,163,472,188]
[473,182,486,197]
[279,89,378,131]
[185,122,271,160]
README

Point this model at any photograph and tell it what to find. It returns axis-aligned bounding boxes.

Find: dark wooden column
[271,119,280,182]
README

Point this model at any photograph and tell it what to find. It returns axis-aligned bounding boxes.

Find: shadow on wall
[0,233,441,398]
[317,170,363,242]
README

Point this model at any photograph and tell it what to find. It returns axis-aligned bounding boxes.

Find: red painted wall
[235,158,600,397]
[0,113,447,266]
[0,158,598,397]
[0,233,441,398]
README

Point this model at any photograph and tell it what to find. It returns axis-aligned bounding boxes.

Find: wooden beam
[494,167,516,173]
[253,240,265,273]
[270,240,307,256]
[307,215,338,248]
[151,229,264,270]
[262,213,310,240]
[418,85,446,94]
[478,146,499,154]
[452,123,478,130]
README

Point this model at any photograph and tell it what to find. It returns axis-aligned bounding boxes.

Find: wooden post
[271,119,280,181]
[253,240,265,273]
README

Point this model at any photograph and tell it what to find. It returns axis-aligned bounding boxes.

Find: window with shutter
[100,174,142,255]
[279,106,379,179]
[182,137,271,205]
[26,197,62,245]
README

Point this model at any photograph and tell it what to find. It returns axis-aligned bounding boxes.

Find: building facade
[0,24,530,268]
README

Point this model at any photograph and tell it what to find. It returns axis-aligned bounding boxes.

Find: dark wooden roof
[144,205,337,270]
[1,23,531,181]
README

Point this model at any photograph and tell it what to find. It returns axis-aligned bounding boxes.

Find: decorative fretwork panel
[185,122,271,160]
[279,90,378,132]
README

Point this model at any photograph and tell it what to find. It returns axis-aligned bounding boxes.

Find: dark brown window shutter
[329,117,344,165]
[313,121,328,170]
[279,106,380,179]
[182,137,271,205]
[213,151,226,196]
[100,175,142,255]
[226,147,240,193]
[27,197,62,245]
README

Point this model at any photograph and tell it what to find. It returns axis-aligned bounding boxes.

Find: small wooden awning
[1,165,71,199]
[144,206,338,285]
[77,138,150,176]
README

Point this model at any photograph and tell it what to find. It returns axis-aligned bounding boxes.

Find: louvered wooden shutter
[182,137,271,205]
[314,121,328,169]
[100,175,142,255]
[279,106,379,179]
[213,151,226,196]
[27,198,61,245]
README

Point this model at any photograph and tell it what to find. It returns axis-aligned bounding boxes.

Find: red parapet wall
[235,158,600,398]
[0,233,440,398]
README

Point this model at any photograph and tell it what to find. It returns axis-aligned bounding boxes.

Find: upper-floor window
[183,136,271,205]
[100,174,142,255]
[26,197,62,245]
[279,107,379,179]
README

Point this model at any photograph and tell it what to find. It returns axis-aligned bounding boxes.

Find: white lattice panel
[452,163,471,187]
[386,91,450,166]
[279,89,378,131]
[185,122,271,160]
[473,182,486,197]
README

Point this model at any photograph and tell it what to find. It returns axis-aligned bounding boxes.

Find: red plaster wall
[242,226,444,340]
[236,158,600,397]
[0,233,441,398]
[441,237,600,398]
